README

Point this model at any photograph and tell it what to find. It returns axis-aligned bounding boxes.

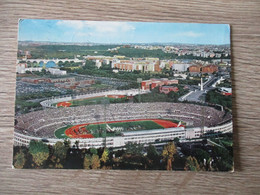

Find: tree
[58,61,63,66]
[168,91,179,102]
[29,140,49,167]
[83,154,92,170]
[13,150,26,169]
[53,141,68,160]
[125,143,144,156]
[193,148,210,167]
[91,154,101,169]
[75,140,79,149]
[213,146,233,171]
[90,148,98,155]
[173,137,180,144]
[84,60,96,69]
[146,144,160,169]
[147,144,158,160]
[162,142,177,170]
[64,139,71,148]
[42,69,47,74]
[101,148,109,164]
[51,141,69,168]
[52,158,63,169]
[184,156,201,171]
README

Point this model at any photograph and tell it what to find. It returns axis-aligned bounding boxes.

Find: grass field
[54,119,182,139]
[87,120,164,138]
[54,125,73,139]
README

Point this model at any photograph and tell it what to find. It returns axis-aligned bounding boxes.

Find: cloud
[75,32,93,37]
[173,31,204,38]
[56,20,135,34]
[181,31,204,37]
[57,20,86,29]
[85,21,135,34]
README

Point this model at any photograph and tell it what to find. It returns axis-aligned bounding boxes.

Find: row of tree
[19,44,230,61]
[206,89,232,109]
[13,140,179,170]
[13,137,233,171]
[132,86,189,103]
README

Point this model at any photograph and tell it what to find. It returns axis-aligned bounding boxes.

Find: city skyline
[18,19,230,45]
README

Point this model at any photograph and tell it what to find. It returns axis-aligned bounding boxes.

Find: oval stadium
[14,99,233,149]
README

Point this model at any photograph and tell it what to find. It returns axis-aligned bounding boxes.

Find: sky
[18,19,230,45]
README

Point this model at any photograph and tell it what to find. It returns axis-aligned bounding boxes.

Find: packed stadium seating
[15,102,232,138]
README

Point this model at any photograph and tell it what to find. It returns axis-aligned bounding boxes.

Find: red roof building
[188,65,202,72]
[154,61,161,72]
[189,65,218,73]
[159,86,179,94]
[141,79,178,90]
[113,62,134,71]
[201,65,218,73]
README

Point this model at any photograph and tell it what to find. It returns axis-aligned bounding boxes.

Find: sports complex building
[14,89,233,149]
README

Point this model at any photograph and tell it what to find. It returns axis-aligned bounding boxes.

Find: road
[179,75,218,103]
[181,90,205,102]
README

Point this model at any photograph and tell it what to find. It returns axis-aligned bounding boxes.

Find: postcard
[13,19,233,171]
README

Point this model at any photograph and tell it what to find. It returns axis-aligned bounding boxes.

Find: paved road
[179,76,218,102]
[183,90,205,102]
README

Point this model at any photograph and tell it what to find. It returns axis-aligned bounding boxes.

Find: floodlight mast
[201,76,205,137]
[102,98,109,148]
[201,103,205,136]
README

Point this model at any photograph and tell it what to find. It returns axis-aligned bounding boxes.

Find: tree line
[13,135,233,171]
[206,89,232,109]
[19,44,230,61]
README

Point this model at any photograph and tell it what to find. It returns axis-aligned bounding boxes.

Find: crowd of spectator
[15,102,232,138]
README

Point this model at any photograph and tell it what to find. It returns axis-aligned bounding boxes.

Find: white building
[26,67,42,72]
[174,73,187,79]
[48,68,67,75]
[95,60,102,68]
[16,63,43,74]
[172,64,192,72]
[103,59,110,65]
[220,87,232,93]
[16,63,26,74]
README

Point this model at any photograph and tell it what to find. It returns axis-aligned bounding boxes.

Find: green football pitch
[54,125,73,139]
[87,120,164,137]
[54,120,164,139]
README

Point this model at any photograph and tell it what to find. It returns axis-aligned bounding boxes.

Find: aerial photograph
[13,19,233,171]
